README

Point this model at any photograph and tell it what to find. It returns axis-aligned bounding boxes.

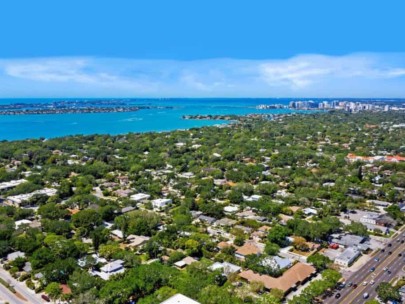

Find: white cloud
[0,53,405,97]
[259,54,405,90]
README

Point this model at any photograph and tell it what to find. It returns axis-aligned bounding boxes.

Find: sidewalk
[0,265,43,304]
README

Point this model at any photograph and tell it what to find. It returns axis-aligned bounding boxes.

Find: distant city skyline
[1,1,405,97]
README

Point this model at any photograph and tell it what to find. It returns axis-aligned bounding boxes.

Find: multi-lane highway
[325,229,405,304]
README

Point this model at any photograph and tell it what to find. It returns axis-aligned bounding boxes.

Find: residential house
[302,208,318,216]
[126,235,150,249]
[121,206,136,214]
[235,241,265,260]
[197,215,216,225]
[214,218,237,227]
[160,294,200,304]
[174,256,198,269]
[223,205,239,214]
[130,193,150,202]
[117,176,129,186]
[110,229,124,239]
[7,251,25,261]
[239,262,316,295]
[260,256,292,271]
[243,195,262,202]
[93,260,125,280]
[209,262,241,276]
[152,198,172,210]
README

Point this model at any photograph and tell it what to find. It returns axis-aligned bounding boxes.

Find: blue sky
[1,0,405,97]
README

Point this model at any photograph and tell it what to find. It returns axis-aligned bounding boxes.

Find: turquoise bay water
[0,98,300,141]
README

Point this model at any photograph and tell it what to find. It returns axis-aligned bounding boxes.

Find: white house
[360,214,379,225]
[209,262,241,276]
[0,179,27,191]
[93,259,125,280]
[335,247,360,267]
[7,251,25,261]
[6,188,57,207]
[130,193,151,202]
[160,294,200,304]
[152,198,172,210]
[224,205,239,214]
[302,208,318,216]
[14,219,32,229]
[243,195,262,202]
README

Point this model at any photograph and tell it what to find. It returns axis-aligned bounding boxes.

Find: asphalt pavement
[0,267,43,304]
[0,281,26,304]
[324,229,405,304]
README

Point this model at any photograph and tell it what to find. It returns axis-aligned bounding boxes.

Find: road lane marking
[337,239,405,303]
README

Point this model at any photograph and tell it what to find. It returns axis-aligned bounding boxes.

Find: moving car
[370,267,375,272]
[363,292,369,299]
[374,257,380,262]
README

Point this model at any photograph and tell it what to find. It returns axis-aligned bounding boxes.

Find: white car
[363,281,368,286]
[370,280,375,285]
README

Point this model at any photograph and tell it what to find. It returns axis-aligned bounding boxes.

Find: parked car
[41,295,50,302]
[335,293,341,299]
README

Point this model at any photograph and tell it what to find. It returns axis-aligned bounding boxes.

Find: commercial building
[239,262,316,294]
[334,247,360,267]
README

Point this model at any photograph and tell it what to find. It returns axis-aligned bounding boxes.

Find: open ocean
[0,98,305,141]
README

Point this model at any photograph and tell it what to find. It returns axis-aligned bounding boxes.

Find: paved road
[0,267,43,304]
[0,282,26,304]
[325,229,405,304]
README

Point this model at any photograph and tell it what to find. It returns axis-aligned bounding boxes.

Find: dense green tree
[72,209,102,236]
[267,225,290,247]
[307,253,332,271]
[45,282,62,300]
[376,282,401,302]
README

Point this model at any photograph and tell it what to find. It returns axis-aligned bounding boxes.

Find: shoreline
[0,106,173,116]
[0,112,302,143]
